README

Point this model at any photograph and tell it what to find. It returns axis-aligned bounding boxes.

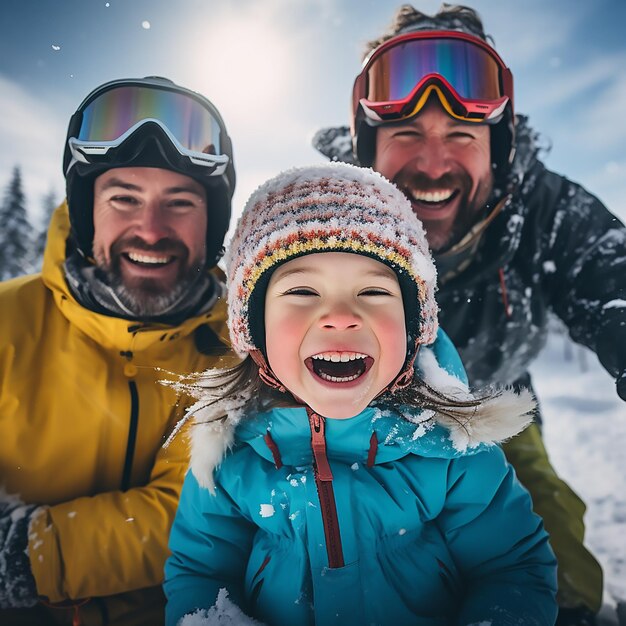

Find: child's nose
[319,303,362,331]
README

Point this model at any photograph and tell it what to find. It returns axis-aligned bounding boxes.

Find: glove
[555,606,597,626]
[617,369,626,402]
[0,494,41,609]
[311,126,358,165]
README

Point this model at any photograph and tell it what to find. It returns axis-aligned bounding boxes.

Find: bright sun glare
[188,10,295,135]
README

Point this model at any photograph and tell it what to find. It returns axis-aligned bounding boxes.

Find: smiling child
[164,163,557,626]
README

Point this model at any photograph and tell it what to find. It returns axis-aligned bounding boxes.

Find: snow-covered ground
[530,329,626,623]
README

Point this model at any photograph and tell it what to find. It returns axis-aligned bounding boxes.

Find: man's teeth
[409,189,454,203]
[311,351,368,363]
[127,252,170,264]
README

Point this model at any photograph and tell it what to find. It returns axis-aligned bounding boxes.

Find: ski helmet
[63,76,236,266]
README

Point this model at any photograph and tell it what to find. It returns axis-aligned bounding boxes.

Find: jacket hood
[187,329,535,491]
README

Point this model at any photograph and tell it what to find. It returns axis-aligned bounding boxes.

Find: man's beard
[95,236,206,317]
[395,170,493,253]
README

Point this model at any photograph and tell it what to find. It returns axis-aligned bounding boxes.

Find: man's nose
[134,203,170,244]
[319,302,362,331]
[413,137,451,180]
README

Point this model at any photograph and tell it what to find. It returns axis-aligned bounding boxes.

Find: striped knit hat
[226,162,438,373]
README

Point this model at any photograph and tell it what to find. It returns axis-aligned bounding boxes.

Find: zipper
[121,380,139,491]
[307,408,344,569]
[498,267,513,318]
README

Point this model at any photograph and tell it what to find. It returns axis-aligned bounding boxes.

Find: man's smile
[125,251,174,266]
[404,186,458,206]
[400,184,461,222]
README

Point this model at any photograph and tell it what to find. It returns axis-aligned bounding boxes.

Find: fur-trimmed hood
[184,329,535,492]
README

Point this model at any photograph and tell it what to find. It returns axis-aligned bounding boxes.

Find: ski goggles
[352,30,513,126]
[65,78,230,175]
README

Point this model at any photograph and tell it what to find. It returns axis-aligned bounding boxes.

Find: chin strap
[385,343,421,395]
[388,366,414,392]
[249,349,287,393]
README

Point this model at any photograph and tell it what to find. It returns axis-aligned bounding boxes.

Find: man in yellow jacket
[0,77,238,625]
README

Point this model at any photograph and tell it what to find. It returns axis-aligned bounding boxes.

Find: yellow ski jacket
[0,202,236,625]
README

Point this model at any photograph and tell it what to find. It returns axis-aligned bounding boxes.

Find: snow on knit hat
[226,162,438,370]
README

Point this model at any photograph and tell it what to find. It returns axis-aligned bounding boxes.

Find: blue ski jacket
[165,331,557,625]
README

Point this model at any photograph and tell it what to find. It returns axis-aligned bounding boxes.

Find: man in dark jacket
[314,4,625,625]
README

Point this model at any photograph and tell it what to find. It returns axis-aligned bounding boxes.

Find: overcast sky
[1,0,625,232]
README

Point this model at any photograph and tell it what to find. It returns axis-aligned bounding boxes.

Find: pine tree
[0,166,34,280]
[33,188,59,270]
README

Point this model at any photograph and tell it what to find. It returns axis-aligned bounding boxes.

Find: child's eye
[282,287,318,296]
[359,288,392,296]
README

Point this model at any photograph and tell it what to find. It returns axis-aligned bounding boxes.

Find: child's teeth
[312,352,368,361]
[319,372,360,383]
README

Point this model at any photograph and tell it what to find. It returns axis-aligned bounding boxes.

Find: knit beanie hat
[226,163,438,383]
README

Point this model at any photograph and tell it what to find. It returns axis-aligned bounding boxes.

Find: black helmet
[63,76,236,266]
[351,7,515,186]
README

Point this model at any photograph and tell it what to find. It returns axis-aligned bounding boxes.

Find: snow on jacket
[314,117,626,390]
[164,330,558,626]
[0,202,236,624]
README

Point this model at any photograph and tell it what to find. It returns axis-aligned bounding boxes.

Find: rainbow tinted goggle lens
[66,79,230,174]
[352,30,513,126]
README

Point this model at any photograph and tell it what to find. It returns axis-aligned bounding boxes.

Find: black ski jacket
[438,155,626,389]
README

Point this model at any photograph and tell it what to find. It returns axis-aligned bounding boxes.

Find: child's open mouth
[305,351,374,383]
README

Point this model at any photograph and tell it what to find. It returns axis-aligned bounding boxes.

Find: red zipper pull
[307,409,333,481]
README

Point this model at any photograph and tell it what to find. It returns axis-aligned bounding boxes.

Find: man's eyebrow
[98,178,204,197]
[165,185,205,197]
[99,178,142,191]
